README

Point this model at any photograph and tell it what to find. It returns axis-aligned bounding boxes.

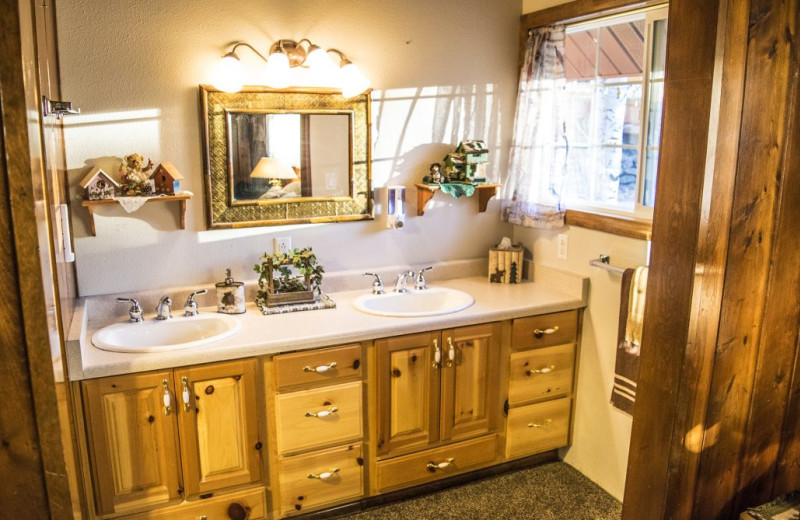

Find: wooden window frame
[520,0,668,241]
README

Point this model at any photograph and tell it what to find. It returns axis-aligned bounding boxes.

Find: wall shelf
[81,193,191,236]
[415,183,501,216]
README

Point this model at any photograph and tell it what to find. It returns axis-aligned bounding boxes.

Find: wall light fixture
[212,39,370,97]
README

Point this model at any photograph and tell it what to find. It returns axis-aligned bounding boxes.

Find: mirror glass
[200,86,372,228]
[228,112,352,201]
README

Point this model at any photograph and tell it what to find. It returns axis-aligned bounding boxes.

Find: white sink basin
[353,287,474,317]
[92,313,242,353]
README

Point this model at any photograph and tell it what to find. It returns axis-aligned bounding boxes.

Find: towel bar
[589,254,626,274]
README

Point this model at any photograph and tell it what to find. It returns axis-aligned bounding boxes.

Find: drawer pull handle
[432,339,441,368]
[304,362,337,373]
[526,365,556,376]
[305,406,339,418]
[528,419,553,429]
[181,376,191,412]
[162,379,172,416]
[446,337,455,367]
[533,326,559,339]
[427,458,455,471]
[308,467,339,480]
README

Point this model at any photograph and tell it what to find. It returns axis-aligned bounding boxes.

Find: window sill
[565,209,652,241]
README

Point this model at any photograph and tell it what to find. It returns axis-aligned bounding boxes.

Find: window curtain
[501,25,568,229]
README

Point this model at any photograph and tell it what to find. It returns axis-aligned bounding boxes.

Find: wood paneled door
[376,331,441,455]
[376,325,501,457]
[440,323,500,441]
[174,359,262,496]
[82,371,182,516]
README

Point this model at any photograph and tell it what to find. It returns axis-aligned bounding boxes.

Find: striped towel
[611,266,648,416]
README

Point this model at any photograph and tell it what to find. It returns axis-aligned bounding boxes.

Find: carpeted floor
[334,462,621,520]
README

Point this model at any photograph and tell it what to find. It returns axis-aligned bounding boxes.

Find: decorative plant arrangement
[254,247,325,308]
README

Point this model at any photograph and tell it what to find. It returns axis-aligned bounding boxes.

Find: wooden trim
[565,209,652,241]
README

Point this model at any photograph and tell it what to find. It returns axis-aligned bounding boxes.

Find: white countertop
[68,269,587,381]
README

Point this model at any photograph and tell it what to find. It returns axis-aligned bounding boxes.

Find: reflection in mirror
[229,112,351,202]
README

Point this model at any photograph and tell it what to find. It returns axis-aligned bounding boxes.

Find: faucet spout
[393,270,415,293]
[155,295,173,320]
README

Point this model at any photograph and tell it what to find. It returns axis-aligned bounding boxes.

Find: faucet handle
[116,298,144,323]
[155,295,173,321]
[364,273,385,295]
[415,266,434,290]
[184,289,208,317]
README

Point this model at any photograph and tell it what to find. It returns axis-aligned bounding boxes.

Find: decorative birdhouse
[79,166,119,200]
[456,140,489,164]
[150,162,184,195]
[443,153,468,181]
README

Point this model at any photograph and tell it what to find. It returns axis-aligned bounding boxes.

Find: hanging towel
[611,266,648,416]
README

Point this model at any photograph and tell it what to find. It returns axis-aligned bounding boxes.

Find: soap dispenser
[216,268,246,314]
[385,186,406,229]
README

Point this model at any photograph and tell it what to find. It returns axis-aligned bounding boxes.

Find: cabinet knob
[528,419,553,429]
[432,338,441,368]
[426,457,454,472]
[307,467,339,480]
[526,365,555,376]
[533,326,559,339]
[305,406,339,418]
[162,379,172,415]
[304,362,337,373]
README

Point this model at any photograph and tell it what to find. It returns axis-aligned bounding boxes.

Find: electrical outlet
[557,233,568,259]
[274,237,292,254]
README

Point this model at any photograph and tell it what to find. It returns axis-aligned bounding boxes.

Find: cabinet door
[82,371,181,516]
[440,323,500,441]
[376,332,441,455]
[174,359,262,496]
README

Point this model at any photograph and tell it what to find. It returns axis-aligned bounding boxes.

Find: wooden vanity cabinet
[81,359,263,517]
[375,323,502,491]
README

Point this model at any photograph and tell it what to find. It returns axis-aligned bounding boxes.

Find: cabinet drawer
[274,344,363,389]
[376,435,497,492]
[511,310,578,350]
[121,487,267,520]
[508,343,575,405]
[505,398,571,459]
[276,381,363,454]
[279,443,364,517]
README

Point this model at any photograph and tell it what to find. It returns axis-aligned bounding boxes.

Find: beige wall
[57,0,521,296]
[523,0,572,14]
[514,225,648,499]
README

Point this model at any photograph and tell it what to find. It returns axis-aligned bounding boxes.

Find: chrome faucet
[414,266,434,290]
[364,273,385,294]
[183,289,208,317]
[393,270,415,293]
[116,298,143,323]
[155,295,173,320]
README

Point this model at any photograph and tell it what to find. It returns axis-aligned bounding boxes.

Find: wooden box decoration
[255,247,324,308]
[79,167,119,200]
[150,162,184,195]
[489,245,524,284]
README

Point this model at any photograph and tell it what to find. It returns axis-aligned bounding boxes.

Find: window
[561,7,668,219]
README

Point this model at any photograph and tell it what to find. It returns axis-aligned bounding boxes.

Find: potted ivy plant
[254,247,324,308]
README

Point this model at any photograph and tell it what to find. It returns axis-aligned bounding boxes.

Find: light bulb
[263,51,291,89]
[212,52,244,93]
[306,46,337,86]
[339,61,370,98]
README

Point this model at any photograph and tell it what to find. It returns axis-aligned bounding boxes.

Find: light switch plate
[274,237,292,254]
[557,233,568,259]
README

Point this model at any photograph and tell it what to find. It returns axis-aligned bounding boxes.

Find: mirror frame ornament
[200,85,373,228]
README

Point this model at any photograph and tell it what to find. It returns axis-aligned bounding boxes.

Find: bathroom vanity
[67,268,586,520]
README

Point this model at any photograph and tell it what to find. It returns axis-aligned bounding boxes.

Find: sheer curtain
[501,25,568,229]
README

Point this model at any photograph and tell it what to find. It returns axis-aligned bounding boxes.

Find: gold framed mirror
[200,86,373,228]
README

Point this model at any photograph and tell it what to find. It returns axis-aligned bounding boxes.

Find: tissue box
[489,245,524,284]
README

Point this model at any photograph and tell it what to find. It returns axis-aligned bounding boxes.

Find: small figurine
[429,163,443,183]
[119,153,154,196]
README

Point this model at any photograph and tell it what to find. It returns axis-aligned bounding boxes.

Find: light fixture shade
[212,52,244,93]
[249,157,297,180]
[306,46,337,85]
[263,51,291,89]
[339,62,370,98]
